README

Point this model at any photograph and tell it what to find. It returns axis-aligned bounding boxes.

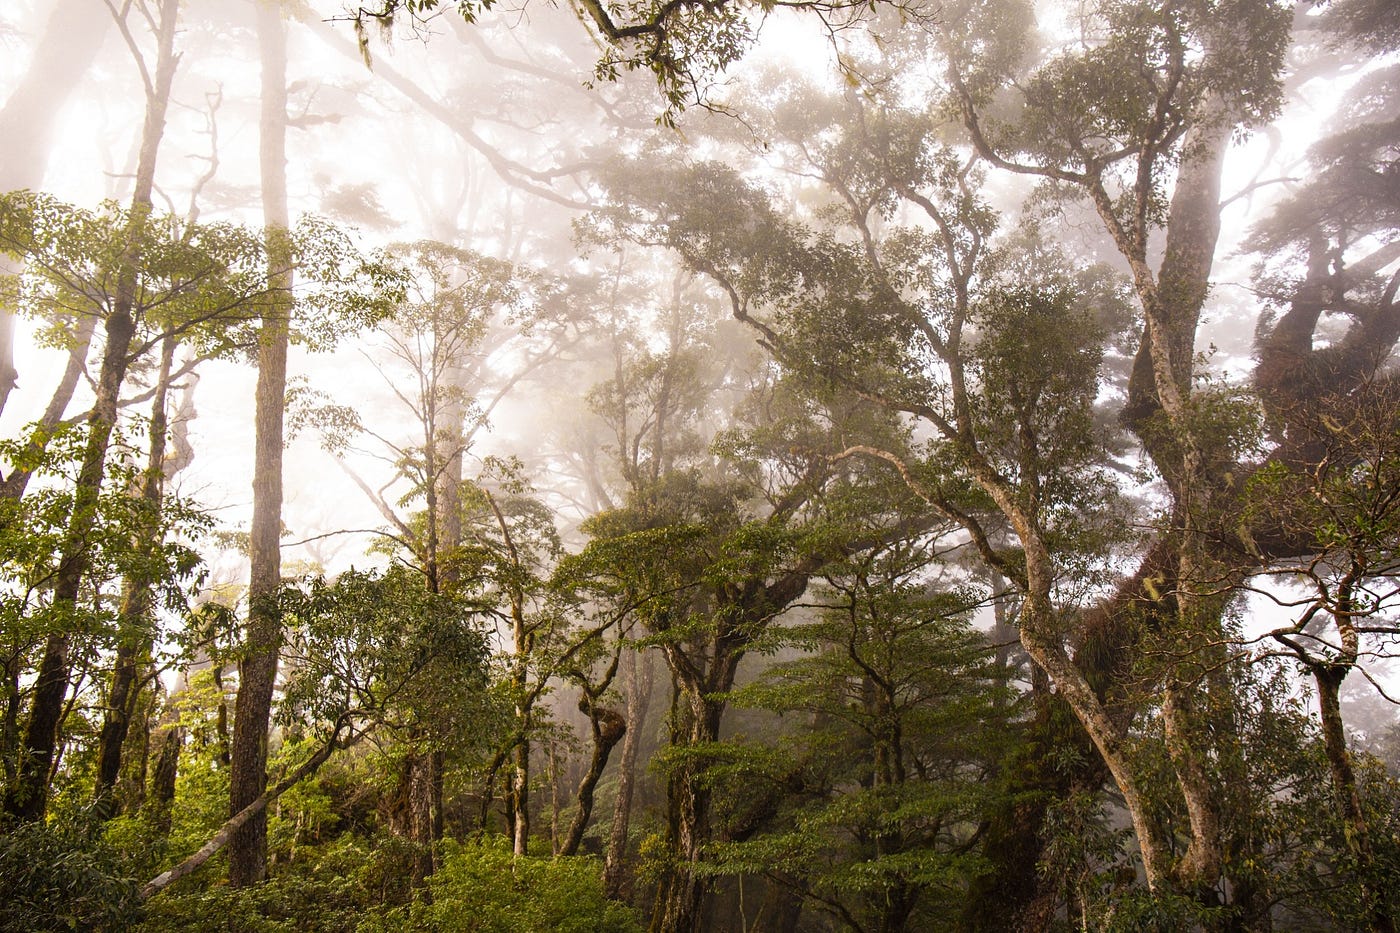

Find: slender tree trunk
[228,2,293,886]
[0,315,97,501]
[3,0,179,821]
[94,333,177,818]
[559,699,626,856]
[605,648,653,897]
[0,0,112,419]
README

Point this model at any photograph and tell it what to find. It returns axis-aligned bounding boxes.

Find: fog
[2,1,1398,930]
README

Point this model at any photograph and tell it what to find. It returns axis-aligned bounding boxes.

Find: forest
[0,0,1397,929]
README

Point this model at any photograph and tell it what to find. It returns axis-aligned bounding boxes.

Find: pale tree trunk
[604,648,654,897]
[0,315,97,501]
[3,0,179,821]
[1151,103,1236,894]
[229,0,292,886]
[0,0,112,418]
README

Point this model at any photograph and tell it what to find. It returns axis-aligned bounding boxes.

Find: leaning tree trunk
[559,690,626,857]
[145,724,356,899]
[3,0,179,821]
[0,315,97,501]
[228,0,293,887]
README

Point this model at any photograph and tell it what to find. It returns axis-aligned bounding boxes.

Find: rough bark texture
[228,3,292,886]
[388,744,440,882]
[605,648,654,898]
[559,696,626,857]
[1316,665,1394,933]
[3,0,178,821]
[650,681,725,933]
[149,722,181,808]
[94,334,177,818]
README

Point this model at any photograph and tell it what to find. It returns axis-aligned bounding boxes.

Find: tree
[704,532,1015,931]
[227,0,296,886]
[582,74,1162,912]
[144,565,489,898]
[1244,388,1400,932]
[345,0,920,126]
[565,291,936,930]
[2,0,182,820]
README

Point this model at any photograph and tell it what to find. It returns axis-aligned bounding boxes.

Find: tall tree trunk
[605,648,653,898]
[0,0,112,419]
[94,332,177,818]
[229,0,293,886]
[650,682,723,933]
[1314,593,1394,933]
[3,0,179,821]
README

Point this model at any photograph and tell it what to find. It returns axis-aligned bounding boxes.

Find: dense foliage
[1,0,1398,930]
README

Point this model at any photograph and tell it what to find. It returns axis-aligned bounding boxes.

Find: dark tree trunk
[650,682,725,933]
[94,333,177,818]
[3,0,178,821]
[147,724,181,834]
[1315,666,1395,933]
[228,1,293,886]
[388,745,439,882]
[559,699,626,857]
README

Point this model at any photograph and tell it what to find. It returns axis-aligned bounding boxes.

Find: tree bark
[3,0,179,821]
[559,697,626,857]
[1315,662,1394,932]
[94,332,177,818]
[144,728,348,898]
[147,722,181,834]
[228,1,293,886]
[605,648,654,897]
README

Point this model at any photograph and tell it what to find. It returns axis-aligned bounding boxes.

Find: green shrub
[364,836,642,933]
[0,815,144,932]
